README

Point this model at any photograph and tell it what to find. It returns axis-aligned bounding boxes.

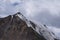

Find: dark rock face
[0,13,46,40]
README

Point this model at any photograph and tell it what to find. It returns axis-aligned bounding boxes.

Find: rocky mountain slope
[0,12,59,40]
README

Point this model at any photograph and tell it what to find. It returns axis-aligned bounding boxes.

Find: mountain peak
[17,12,22,14]
[14,12,23,16]
[0,12,59,40]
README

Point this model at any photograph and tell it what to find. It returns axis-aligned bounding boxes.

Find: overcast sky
[0,0,60,37]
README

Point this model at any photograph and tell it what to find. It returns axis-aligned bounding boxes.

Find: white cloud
[10,0,21,4]
[0,0,60,17]
[47,26,60,38]
[24,1,36,17]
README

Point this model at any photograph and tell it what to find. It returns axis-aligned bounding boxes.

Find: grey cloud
[30,10,60,28]
[12,2,19,6]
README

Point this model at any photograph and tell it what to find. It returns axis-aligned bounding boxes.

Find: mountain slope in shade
[0,12,59,40]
